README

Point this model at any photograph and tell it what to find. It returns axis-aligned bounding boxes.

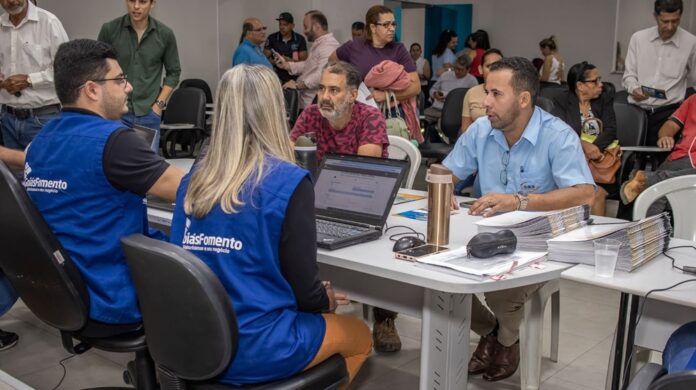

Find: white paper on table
[416,247,547,277]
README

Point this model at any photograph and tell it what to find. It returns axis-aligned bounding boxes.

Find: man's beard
[319,97,351,122]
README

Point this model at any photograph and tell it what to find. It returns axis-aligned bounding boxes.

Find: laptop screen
[315,154,408,227]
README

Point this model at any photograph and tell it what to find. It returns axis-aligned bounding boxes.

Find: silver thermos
[426,164,452,245]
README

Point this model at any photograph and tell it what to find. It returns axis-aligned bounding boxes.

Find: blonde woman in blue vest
[169,64,372,386]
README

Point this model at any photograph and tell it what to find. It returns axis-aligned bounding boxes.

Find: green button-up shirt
[98,15,181,116]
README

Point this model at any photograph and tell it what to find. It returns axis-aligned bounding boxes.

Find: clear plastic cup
[593,238,622,277]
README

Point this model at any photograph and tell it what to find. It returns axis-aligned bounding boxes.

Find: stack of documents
[547,213,671,272]
[475,205,591,251]
[416,246,547,280]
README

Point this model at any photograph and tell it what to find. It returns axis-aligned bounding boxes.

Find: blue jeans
[0,272,18,316]
[121,110,161,153]
[1,110,60,150]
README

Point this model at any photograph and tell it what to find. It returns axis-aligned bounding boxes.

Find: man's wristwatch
[155,99,167,110]
[515,193,529,210]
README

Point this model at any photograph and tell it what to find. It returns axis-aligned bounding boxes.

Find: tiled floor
[0,279,621,389]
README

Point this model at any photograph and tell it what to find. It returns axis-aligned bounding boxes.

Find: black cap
[276,12,293,24]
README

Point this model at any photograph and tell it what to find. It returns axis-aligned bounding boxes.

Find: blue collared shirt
[443,106,595,196]
[232,39,272,68]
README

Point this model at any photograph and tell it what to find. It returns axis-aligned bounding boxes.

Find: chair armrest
[627,363,666,390]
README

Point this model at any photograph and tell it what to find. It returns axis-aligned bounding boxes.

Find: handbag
[380,90,410,140]
[587,146,621,184]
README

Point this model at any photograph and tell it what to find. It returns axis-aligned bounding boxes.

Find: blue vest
[24,111,146,324]
[170,158,325,385]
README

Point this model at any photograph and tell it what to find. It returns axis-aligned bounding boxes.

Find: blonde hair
[184,65,295,218]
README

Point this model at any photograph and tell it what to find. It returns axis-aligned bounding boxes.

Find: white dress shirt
[0,2,68,108]
[288,32,340,108]
[622,26,696,108]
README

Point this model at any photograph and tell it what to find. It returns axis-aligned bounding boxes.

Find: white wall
[401,7,426,49]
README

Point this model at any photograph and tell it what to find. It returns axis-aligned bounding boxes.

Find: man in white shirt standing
[0,0,68,150]
[622,0,696,146]
[274,10,340,109]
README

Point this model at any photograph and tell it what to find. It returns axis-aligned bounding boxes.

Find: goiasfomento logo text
[23,163,68,194]
[182,218,243,254]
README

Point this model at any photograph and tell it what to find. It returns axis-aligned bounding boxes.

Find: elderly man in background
[274,10,339,109]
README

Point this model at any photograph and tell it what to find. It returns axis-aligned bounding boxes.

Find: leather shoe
[468,332,497,375]
[620,170,646,205]
[483,340,520,382]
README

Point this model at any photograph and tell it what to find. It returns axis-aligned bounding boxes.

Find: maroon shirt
[290,102,390,162]
[335,39,416,80]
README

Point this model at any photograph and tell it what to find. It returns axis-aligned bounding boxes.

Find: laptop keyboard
[316,219,370,238]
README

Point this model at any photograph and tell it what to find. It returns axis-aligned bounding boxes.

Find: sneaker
[372,317,402,352]
[0,329,18,351]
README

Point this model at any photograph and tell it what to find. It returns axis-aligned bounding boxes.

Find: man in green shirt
[98,0,181,150]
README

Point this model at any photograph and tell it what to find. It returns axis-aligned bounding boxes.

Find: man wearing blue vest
[23,39,183,335]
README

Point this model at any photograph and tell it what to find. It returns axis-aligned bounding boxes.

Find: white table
[0,369,34,390]
[147,190,570,390]
[562,240,696,390]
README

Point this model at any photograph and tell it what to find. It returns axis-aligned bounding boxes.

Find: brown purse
[587,147,621,184]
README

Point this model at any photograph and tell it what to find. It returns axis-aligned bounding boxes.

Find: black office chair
[628,367,696,390]
[615,90,629,104]
[538,84,568,105]
[0,161,156,389]
[284,88,301,127]
[161,87,207,158]
[535,96,555,113]
[614,101,648,181]
[419,87,468,162]
[121,234,349,390]
[180,78,214,105]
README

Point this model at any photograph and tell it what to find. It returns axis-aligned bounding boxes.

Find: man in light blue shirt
[443,57,595,382]
[232,17,272,68]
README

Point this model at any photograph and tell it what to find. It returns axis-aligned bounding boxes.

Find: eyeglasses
[92,74,129,87]
[374,21,397,28]
[251,26,267,32]
[500,150,510,186]
[581,77,602,85]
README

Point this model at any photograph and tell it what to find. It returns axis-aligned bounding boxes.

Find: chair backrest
[615,90,629,104]
[121,234,237,381]
[163,87,207,129]
[0,161,89,331]
[387,135,421,189]
[649,370,696,390]
[538,85,568,104]
[440,87,468,143]
[179,78,213,104]
[633,175,696,241]
[284,88,300,126]
[536,96,555,113]
[614,102,648,146]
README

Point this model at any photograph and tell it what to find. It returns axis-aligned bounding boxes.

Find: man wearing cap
[265,12,308,83]
[0,0,68,150]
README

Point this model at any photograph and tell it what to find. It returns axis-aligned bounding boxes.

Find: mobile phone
[271,49,281,60]
[459,200,476,208]
[641,85,667,99]
[395,244,449,261]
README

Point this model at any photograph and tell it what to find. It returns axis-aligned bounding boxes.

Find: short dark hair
[567,61,597,94]
[410,42,421,50]
[324,61,361,90]
[481,48,503,66]
[352,21,365,31]
[53,39,118,105]
[655,0,683,14]
[306,10,328,30]
[488,57,539,98]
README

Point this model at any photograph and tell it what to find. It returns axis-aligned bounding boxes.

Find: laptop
[315,153,408,250]
[132,124,158,151]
